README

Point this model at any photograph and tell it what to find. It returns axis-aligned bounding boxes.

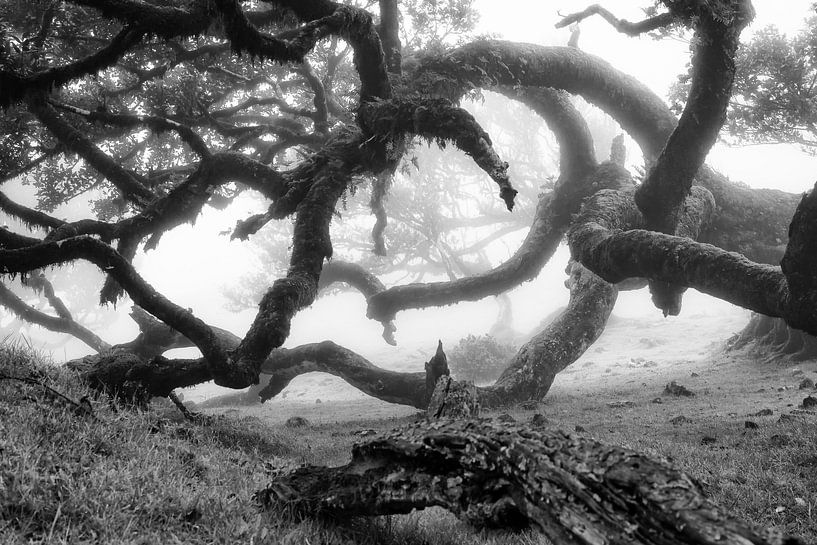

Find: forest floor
[1,307,816,544]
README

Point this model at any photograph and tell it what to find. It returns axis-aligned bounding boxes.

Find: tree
[4,1,816,540]
[0,0,813,410]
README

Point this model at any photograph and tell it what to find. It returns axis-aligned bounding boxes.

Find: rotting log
[258,419,803,545]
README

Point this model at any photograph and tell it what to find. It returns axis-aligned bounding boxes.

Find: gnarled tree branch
[556,5,676,36]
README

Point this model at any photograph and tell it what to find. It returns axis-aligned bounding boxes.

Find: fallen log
[258,419,803,545]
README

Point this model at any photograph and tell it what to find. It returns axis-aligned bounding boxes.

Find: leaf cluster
[447,333,516,384]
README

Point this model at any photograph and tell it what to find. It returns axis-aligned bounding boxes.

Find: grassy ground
[1,331,816,544]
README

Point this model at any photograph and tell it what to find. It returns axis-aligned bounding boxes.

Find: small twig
[0,372,96,418]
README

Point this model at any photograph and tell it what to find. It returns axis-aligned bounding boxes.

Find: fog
[2,0,816,402]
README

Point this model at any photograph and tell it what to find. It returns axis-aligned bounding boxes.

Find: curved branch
[415,40,800,263]
[365,186,571,322]
[480,262,617,405]
[0,235,229,370]
[0,282,110,352]
[634,3,752,234]
[365,88,606,323]
[257,341,426,406]
[27,97,155,206]
[556,5,676,36]
[0,26,144,108]
[499,86,596,175]
[319,259,396,344]
[360,98,517,210]
[568,185,817,336]
[414,41,675,160]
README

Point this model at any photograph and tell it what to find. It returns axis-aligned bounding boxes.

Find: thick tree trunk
[258,419,802,545]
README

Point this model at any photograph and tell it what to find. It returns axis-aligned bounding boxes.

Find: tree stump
[426,376,479,418]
